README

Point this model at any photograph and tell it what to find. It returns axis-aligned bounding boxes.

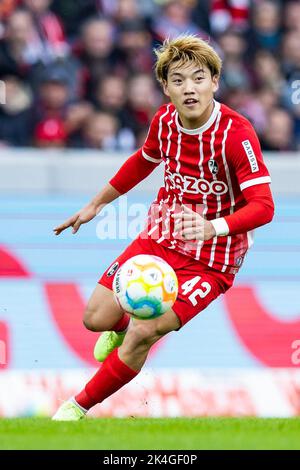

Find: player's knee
[83,305,111,332]
[83,309,99,332]
[125,322,162,349]
[155,308,181,336]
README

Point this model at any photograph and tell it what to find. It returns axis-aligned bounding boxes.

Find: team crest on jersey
[107,262,119,277]
[208,159,219,175]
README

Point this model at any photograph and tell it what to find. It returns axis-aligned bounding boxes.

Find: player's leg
[118,307,181,370]
[52,308,180,420]
[91,237,160,362]
[83,283,131,362]
[83,237,152,333]
[83,283,127,332]
[52,244,234,420]
[76,308,180,409]
[64,266,231,419]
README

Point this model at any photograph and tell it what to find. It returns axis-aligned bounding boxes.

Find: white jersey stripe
[167,117,182,252]
[142,150,162,163]
[158,105,172,159]
[148,194,171,237]
[165,109,177,192]
[208,111,222,268]
[247,229,255,249]
[175,126,182,173]
[156,113,181,247]
[210,111,222,216]
[222,235,232,272]
[220,118,234,271]
[161,194,177,239]
[157,196,175,244]
[195,239,203,260]
[195,131,205,260]
[210,111,222,160]
[221,119,234,208]
[166,110,177,155]
[148,225,158,236]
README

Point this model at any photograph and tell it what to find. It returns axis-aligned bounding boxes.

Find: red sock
[75,349,138,410]
[111,313,130,332]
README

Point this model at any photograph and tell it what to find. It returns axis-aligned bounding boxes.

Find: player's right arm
[53,183,121,235]
[54,109,163,236]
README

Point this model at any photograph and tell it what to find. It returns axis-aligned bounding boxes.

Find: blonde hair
[154,35,222,84]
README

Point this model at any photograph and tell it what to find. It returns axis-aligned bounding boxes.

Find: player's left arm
[210,124,274,237]
[173,125,275,241]
[209,183,274,237]
[173,184,274,241]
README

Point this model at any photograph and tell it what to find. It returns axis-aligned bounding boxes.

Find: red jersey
[140,101,271,274]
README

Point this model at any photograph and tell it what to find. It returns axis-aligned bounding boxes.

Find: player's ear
[212,75,219,93]
[162,80,170,97]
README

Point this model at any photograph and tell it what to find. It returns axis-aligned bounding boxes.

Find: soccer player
[52,36,274,420]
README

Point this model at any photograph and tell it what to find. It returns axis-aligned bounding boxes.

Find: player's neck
[178,100,215,130]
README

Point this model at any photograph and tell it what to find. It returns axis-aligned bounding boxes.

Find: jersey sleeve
[223,183,275,235]
[142,107,165,164]
[109,148,159,195]
[227,124,271,191]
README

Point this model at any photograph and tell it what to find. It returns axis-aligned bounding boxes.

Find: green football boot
[52,400,86,421]
[93,330,127,362]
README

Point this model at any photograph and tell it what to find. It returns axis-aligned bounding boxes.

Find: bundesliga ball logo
[113,255,178,320]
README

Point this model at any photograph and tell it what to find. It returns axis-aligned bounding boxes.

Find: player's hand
[172,205,216,241]
[53,203,99,236]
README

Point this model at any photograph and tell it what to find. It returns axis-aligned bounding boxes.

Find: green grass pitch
[0,417,300,450]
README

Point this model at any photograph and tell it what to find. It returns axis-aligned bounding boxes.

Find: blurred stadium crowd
[0,0,299,152]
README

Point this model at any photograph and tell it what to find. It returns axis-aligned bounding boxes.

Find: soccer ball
[112,254,178,320]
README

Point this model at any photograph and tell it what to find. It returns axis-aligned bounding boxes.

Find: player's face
[163,61,219,129]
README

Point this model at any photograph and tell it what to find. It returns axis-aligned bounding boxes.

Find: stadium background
[0,0,300,419]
